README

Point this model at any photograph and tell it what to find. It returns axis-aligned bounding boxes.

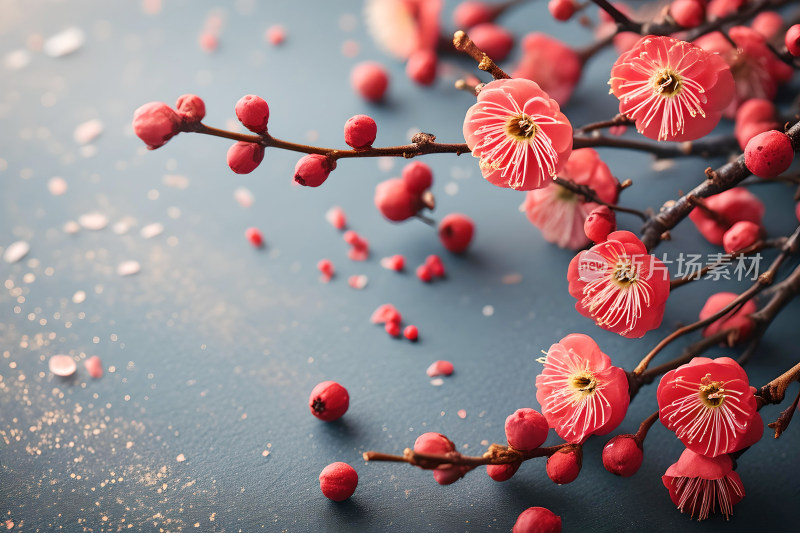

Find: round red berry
[245,227,264,247]
[401,161,434,195]
[548,0,576,22]
[786,24,800,56]
[424,255,445,277]
[403,325,418,341]
[375,178,420,221]
[227,141,265,174]
[132,102,181,150]
[744,130,794,179]
[319,462,358,501]
[513,507,562,533]
[385,321,401,337]
[406,49,438,86]
[546,445,582,485]
[235,94,270,133]
[175,94,206,123]
[350,61,389,102]
[486,461,520,482]
[505,408,548,451]
[438,213,475,253]
[416,264,433,283]
[309,381,349,422]
[601,435,643,477]
[583,205,616,243]
[294,154,336,187]
[344,114,377,149]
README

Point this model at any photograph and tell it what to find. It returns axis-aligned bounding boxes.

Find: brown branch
[363,443,568,469]
[756,360,800,409]
[767,387,800,439]
[572,134,739,159]
[576,114,635,135]
[554,177,648,221]
[452,31,511,80]
[668,239,781,290]
[640,120,800,251]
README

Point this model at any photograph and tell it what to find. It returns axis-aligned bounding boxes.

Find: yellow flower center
[653,68,683,97]
[570,372,597,395]
[506,113,539,141]
[612,261,638,287]
[699,377,726,408]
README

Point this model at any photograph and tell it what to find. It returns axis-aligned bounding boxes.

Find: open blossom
[609,35,734,141]
[662,448,745,521]
[657,357,760,457]
[695,27,794,118]
[511,33,582,106]
[365,0,441,59]
[463,78,573,191]
[535,334,629,443]
[522,148,618,249]
[567,231,670,338]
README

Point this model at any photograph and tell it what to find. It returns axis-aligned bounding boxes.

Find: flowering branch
[554,176,648,221]
[640,119,800,251]
[633,224,800,375]
[363,443,568,470]
[452,31,511,80]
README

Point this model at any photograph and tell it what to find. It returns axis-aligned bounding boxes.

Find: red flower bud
[786,24,800,57]
[722,220,761,253]
[745,130,794,179]
[513,506,562,533]
[235,94,270,133]
[406,49,438,86]
[375,178,420,222]
[227,141,265,174]
[670,0,706,29]
[546,445,582,485]
[294,154,336,187]
[583,205,616,243]
[505,408,548,451]
[175,94,206,123]
[486,461,521,482]
[438,213,475,253]
[602,434,643,477]
[132,102,181,149]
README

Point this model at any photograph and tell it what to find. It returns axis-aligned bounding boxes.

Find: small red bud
[351,61,389,102]
[486,461,521,482]
[505,408,549,451]
[406,49,438,86]
[786,24,800,57]
[401,161,434,195]
[548,0,576,22]
[744,130,794,179]
[670,0,706,29]
[175,94,206,123]
[294,154,336,187]
[375,178,420,221]
[602,434,643,477]
[132,102,181,149]
[438,213,475,254]
[309,381,349,422]
[227,141,265,174]
[235,94,270,133]
[344,114,377,149]
[722,220,761,254]
[546,445,582,485]
[583,205,616,243]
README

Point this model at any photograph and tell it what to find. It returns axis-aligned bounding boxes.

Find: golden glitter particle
[176,453,186,462]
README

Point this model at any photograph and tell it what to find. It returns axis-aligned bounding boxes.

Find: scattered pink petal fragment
[142,0,162,15]
[49,354,77,377]
[501,273,523,285]
[117,260,141,276]
[380,255,405,271]
[5,49,31,70]
[43,27,85,57]
[84,355,103,378]
[348,274,368,290]
[63,221,80,234]
[48,176,68,195]
[73,119,104,144]
[325,206,347,230]
[341,40,360,58]
[344,230,369,261]
[3,241,30,263]
[78,212,108,230]
[163,174,190,189]
[385,321,401,336]
[266,25,286,45]
[426,360,454,377]
[199,32,218,53]
[457,409,467,419]
[371,304,400,324]
[245,227,264,248]
[176,453,186,462]
[234,186,254,207]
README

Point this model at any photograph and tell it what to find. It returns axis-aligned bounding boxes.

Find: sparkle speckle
[176,453,186,462]
[482,305,495,317]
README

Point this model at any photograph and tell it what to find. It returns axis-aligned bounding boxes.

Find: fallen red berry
[319,462,358,501]
[403,325,418,341]
[351,61,389,102]
[513,506,562,533]
[385,321,401,337]
[416,263,433,282]
[309,381,349,422]
[375,178,420,222]
[245,227,264,247]
[439,213,474,253]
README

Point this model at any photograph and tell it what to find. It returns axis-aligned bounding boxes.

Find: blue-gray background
[1,1,798,531]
